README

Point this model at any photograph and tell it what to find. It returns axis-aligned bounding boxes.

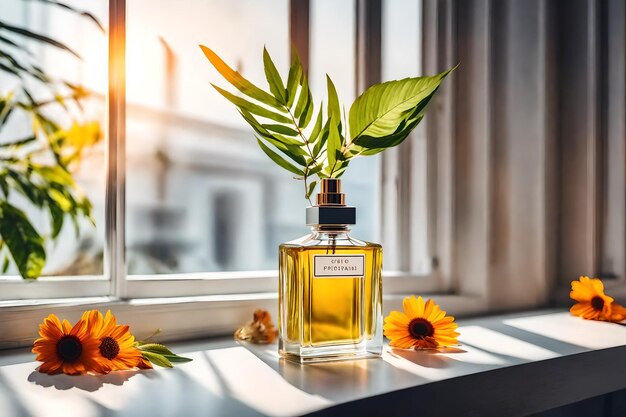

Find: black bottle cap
[306,179,356,225]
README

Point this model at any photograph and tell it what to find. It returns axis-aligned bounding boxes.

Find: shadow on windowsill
[388,346,466,369]
[27,368,150,392]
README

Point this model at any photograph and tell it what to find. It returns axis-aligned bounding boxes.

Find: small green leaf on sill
[137,343,175,355]
[138,343,193,367]
[140,351,173,368]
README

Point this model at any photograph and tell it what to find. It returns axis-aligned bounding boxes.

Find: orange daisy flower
[570,276,626,322]
[32,314,100,375]
[383,296,459,349]
[83,310,143,374]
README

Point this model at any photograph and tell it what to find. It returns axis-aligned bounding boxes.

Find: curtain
[423,0,626,308]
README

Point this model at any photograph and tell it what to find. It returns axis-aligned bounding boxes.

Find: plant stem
[285,107,318,164]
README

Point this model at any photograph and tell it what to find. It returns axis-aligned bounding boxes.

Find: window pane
[126,0,298,274]
[310,0,381,243]
[382,0,429,269]
[0,0,107,279]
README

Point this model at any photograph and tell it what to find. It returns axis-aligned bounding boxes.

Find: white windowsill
[0,293,486,350]
[1,310,625,416]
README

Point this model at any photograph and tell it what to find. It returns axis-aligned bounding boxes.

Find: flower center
[591,296,605,311]
[99,337,120,360]
[408,318,434,338]
[56,335,83,362]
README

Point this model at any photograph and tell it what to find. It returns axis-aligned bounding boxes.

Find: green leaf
[30,0,105,32]
[262,47,286,104]
[0,34,20,49]
[0,62,21,78]
[0,135,35,148]
[313,120,330,159]
[0,50,49,83]
[0,175,9,198]
[0,22,80,58]
[306,180,317,199]
[47,197,64,239]
[0,94,13,124]
[308,103,324,143]
[238,109,305,149]
[138,343,174,355]
[0,202,45,279]
[326,75,341,130]
[262,124,299,136]
[7,170,46,207]
[260,137,307,166]
[138,343,192,363]
[256,137,304,176]
[0,107,12,128]
[141,351,173,368]
[298,90,314,129]
[47,188,72,212]
[286,49,303,107]
[163,354,193,364]
[200,45,283,109]
[326,117,341,172]
[332,161,349,178]
[308,164,323,176]
[349,67,455,145]
[294,76,310,119]
[351,114,424,156]
[2,257,9,273]
[35,165,75,186]
[79,197,94,226]
[211,84,291,123]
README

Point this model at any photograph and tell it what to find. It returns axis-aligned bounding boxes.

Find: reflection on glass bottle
[278,178,383,362]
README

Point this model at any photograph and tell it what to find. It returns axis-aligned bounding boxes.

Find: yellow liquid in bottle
[279,244,382,349]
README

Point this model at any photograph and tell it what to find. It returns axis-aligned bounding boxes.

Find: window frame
[0,0,440,300]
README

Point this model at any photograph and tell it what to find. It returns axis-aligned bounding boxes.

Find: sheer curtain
[423,0,626,309]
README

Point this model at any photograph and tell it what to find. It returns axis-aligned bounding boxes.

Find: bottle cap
[306,178,356,225]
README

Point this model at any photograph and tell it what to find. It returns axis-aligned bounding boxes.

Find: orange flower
[83,310,143,374]
[234,309,278,344]
[384,296,459,349]
[570,276,626,322]
[32,314,100,375]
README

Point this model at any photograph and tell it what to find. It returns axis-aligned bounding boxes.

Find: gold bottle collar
[316,178,345,206]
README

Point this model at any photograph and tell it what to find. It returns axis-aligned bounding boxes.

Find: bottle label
[313,255,365,278]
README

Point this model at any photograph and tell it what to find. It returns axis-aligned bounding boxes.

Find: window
[380,0,429,275]
[0,0,438,333]
[311,0,381,244]
[0,0,109,300]
[125,0,293,275]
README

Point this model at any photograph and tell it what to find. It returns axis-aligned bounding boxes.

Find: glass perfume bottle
[278,178,383,363]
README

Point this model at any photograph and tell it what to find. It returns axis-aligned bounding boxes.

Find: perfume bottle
[278,178,383,362]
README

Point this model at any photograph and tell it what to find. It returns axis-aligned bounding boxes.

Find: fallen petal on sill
[234,309,278,344]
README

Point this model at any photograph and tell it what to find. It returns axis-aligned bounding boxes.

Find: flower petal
[402,296,421,318]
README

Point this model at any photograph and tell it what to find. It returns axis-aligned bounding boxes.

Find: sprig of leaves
[135,341,193,368]
[201,45,455,202]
